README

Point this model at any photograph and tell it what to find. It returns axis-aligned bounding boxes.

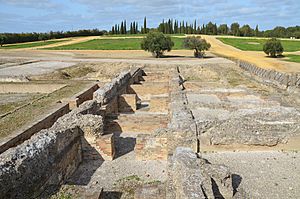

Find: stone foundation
[135,134,168,160]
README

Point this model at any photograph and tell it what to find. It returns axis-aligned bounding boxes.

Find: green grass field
[0,39,68,49]
[217,37,300,52]
[284,54,300,63]
[47,37,185,50]
[103,34,185,37]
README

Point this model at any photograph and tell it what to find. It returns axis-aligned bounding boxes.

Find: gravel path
[0,61,76,77]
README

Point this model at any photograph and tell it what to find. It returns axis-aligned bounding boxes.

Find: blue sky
[0,0,299,33]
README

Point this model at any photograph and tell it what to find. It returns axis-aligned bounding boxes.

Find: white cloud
[0,0,299,32]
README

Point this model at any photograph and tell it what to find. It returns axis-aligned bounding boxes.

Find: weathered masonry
[0,67,144,198]
[4,59,299,198]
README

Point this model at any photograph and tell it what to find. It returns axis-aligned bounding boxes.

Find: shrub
[263,38,284,57]
[183,36,211,58]
[141,32,174,58]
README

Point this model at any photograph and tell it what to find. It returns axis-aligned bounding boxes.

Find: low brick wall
[64,83,100,110]
[0,83,101,154]
[0,103,70,154]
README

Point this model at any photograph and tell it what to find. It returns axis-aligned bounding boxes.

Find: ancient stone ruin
[1,60,299,198]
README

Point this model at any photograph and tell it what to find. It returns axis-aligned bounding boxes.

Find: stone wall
[0,99,105,198]
[238,60,300,89]
[0,103,70,154]
[214,53,300,89]
[0,83,101,154]
[93,68,142,105]
[0,67,144,198]
[0,121,83,198]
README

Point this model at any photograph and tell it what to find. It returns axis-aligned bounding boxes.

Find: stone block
[61,97,79,110]
[118,94,137,113]
[96,134,115,161]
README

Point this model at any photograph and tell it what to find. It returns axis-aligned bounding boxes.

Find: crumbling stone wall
[0,67,145,198]
[238,60,300,89]
[0,99,105,199]
[93,68,142,105]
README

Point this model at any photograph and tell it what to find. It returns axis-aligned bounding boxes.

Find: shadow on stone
[211,178,225,199]
[232,173,243,195]
[65,138,104,186]
[114,132,136,159]
[101,191,123,199]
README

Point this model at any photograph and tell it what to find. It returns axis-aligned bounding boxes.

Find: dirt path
[202,35,300,73]
[31,36,101,49]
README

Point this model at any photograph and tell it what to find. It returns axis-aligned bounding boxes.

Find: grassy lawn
[46,37,185,50]
[103,34,185,37]
[217,37,300,52]
[284,54,300,63]
[0,39,68,49]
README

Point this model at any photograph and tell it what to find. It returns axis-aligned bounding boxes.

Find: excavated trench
[62,66,174,198]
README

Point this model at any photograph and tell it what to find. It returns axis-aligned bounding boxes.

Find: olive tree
[0,35,7,47]
[183,36,211,58]
[263,38,284,57]
[141,32,174,58]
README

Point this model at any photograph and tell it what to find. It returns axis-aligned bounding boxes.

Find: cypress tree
[194,20,197,34]
[135,22,138,34]
[124,20,127,34]
[133,22,136,34]
[130,22,133,34]
[174,20,178,34]
[121,21,124,34]
[112,26,115,34]
[144,17,147,34]
[185,22,188,34]
[255,25,259,36]
[197,26,200,34]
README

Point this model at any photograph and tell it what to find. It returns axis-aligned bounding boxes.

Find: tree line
[109,18,300,39]
[1,17,300,46]
[111,17,149,35]
[0,29,106,45]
